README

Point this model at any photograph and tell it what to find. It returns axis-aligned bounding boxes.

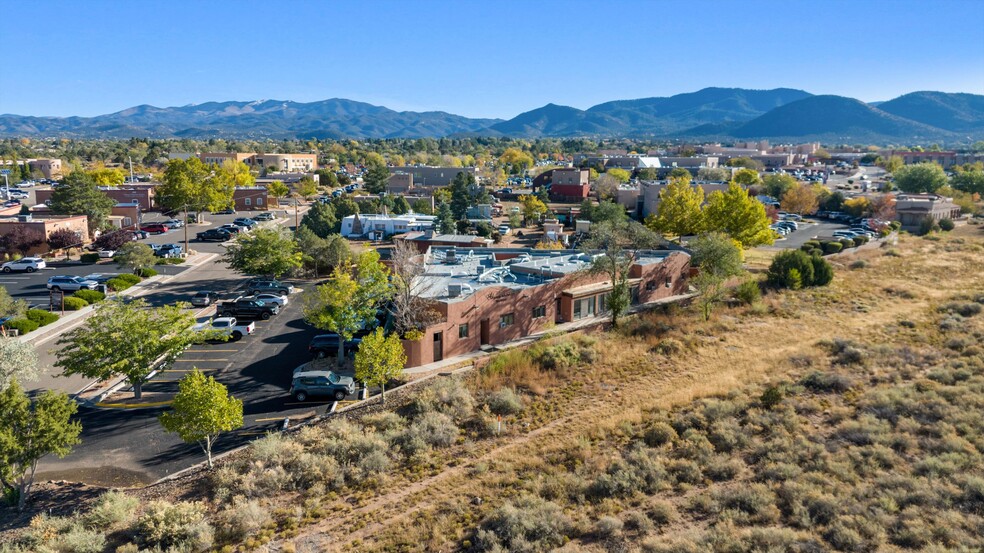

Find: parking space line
[173,358,229,362]
[283,401,333,406]
[160,368,219,372]
[185,349,238,353]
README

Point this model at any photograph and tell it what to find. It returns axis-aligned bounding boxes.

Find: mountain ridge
[2,88,982,142]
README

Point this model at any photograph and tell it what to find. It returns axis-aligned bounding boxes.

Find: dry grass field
[4,224,984,553]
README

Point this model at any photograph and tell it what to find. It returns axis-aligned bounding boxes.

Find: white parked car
[245,293,289,307]
[193,317,255,341]
[97,250,116,259]
[1,257,46,273]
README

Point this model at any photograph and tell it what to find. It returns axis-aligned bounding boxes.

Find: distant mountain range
[2,88,983,143]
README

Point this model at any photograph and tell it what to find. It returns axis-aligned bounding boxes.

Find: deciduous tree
[762,174,797,199]
[158,158,235,221]
[780,182,819,215]
[389,240,440,337]
[46,228,82,253]
[689,233,744,320]
[520,194,548,224]
[222,227,302,278]
[300,201,338,237]
[0,339,39,391]
[704,183,775,248]
[646,178,705,241]
[953,169,984,195]
[267,180,290,200]
[0,380,81,510]
[499,148,534,175]
[159,370,243,469]
[607,168,631,183]
[114,242,158,275]
[55,299,208,398]
[354,328,406,403]
[731,168,761,186]
[295,178,319,200]
[582,220,662,327]
[894,163,948,193]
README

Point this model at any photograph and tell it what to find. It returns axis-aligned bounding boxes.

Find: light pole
[184,204,189,254]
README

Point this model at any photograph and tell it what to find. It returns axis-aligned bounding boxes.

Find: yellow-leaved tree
[704,183,775,248]
[645,177,705,242]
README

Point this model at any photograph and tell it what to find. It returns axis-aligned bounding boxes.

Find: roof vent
[16,214,32,223]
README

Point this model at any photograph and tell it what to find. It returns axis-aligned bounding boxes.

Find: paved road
[34,298,342,486]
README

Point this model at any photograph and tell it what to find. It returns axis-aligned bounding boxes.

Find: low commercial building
[340,213,437,239]
[549,168,591,200]
[895,194,961,231]
[386,172,414,194]
[110,202,141,229]
[393,231,492,253]
[233,187,272,211]
[400,246,691,366]
[28,159,63,179]
[198,152,317,172]
[387,166,477,189]
[0,214,89,255]
[35,185,157,211]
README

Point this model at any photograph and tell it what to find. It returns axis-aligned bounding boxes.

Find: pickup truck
[215,298,280,320]
[193,317,255,341]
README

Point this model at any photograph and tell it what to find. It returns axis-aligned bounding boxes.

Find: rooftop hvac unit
[446,247,457,264]
[16,214,32,222]
[448,284,462,298]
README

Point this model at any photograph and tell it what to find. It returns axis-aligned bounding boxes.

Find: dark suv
[197,228,232,242]
[289,370,356,402]
[245,279,294,296]
[309,334,363,359]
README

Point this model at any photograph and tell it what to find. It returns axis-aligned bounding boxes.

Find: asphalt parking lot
[766,219,852,250]
[0,263,191,308]
[35,289,357,484]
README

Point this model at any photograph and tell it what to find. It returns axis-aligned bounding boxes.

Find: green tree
[411,199,433,215]
[437,202,456,234]
[0,287,27,321]
[727,157,764,171]
[0,380,82,510]
[646,178,705,241]
[668,167,691,181]
[296,227,351,277]
[158,157,234,221]
[55,299,209,398]
[499,148,534,175]
[731,168,761,186]
[589,200,628,224]
[315,169,338,188]
[354,328,406,403]
[894,163,948,193]
[637,167,658,180]
[215,159,255,189]
[114,242,158,275]
[953,169,984,195]
[88,166,126,186]
[689,233,744,320]
[0,338,39,392]
[762,173,797,199]
[697,167,729,182]
[449,171,475,220]
[49,171,116,234]
[704,183,775,248]
[582,220,662,327]
[222,227,302,278]
[295,178,319,200]
[300,201,338,238]
[878,155,904,174]
[267,180,290,200]
[607,168,631,183]
[159,370,243,469]
[362,160,391,194]
[392,195,411,215]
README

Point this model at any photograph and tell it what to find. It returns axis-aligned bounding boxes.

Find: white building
[340,213,437,239]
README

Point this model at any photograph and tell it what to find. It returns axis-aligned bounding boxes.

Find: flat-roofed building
[895,194,961,231]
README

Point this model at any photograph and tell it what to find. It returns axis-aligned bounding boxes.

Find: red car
[140,223,169,234]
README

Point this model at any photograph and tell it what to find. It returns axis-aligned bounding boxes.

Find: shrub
[840,238,855,250]
[4,318,39,335]
[850,237,865,247]
[823,241,844,254]
[46,523,107,553]
[62,297,88,311]
[918,217,940,236]
[215,498,271,541]
[407,411,459,448]
[25,309,58,326]
[594,516,623,539]
[760,385,785,409]
[939,302,982,318]
[766,250,814,289]
[84,490,140,530]
[939,218,955,231]
[801,371,853,393]
[80,253,100,263]
[811,255,834,286]
[137,267,159,278]
[115,273,142,286]
[485,388,524,416]
[136,501,213,551]
[536,340,582,370]
[849,260,868,269]
[643,422,678,447]
[734,279,762,305]
[411,378,475,421]
[647,500,677,527]
[73,289,105,304]
[105,277,134,292]
[474,495,573,552]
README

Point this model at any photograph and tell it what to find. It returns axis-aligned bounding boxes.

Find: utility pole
[294,196,299,232]
[184,204,189,254]
[128,156,134,183]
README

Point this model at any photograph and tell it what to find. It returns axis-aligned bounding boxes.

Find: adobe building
[549,168,591,201]
[35,184,157,211]
[0,214,89,255]
[198,153,318,172]
[28,159,63,179]
[895,194,962,231]
[401,246,691,367]
[387,166,477,189]
[386,172,414,195]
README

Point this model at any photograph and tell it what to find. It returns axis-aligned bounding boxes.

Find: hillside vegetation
[3,224,984,552]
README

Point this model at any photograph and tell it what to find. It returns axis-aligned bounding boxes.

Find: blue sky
[1,0,982,119]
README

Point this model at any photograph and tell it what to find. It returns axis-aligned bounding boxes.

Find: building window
[665,277,672,288]
[458,323,469,338]
[646,280,656,291]
[244,198,251,206]
[532,305,546,318]
[257,196,263,205]
[499,313,514,328]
